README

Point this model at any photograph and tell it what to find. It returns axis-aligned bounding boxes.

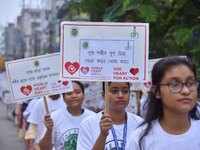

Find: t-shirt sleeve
[77,117,94,150]
[27,99,43,125]
[126,131,140,149]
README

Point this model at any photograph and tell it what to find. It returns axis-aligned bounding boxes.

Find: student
[139,94,148,119]
[25,94,65,150]
[126,56,200,150]
[23,97,40,130]
[39,81,95,150]
[77,82,143,150]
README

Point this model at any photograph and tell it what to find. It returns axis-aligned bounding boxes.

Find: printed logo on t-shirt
[105,139,123,150]
[60,128,79,150]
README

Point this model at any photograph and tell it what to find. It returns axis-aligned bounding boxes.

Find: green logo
[82,42,89,49]
[130,27,139,38]
[125,41,132,50]
[64,134,78,150]
[34,60,39,67]
[70,27,79,37]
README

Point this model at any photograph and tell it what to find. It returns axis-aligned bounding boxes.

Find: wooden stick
[105,82,109,114]
[43,96,49,114]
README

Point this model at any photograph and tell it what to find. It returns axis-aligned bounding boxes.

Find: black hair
[102,82,130,94]
[139,56,199,150]
[73,81,84,94]
[102,82,111,94]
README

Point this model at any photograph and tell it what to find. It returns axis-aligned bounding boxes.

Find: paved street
[0,101,24,150]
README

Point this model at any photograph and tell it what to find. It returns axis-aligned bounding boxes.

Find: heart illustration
[144,81,152,88]
[62,81,69,86]
[65,62,80,75]
[20,85,32,96]
[58,80,61,83]
[85,99,91,105]
[80,67,89,74]
[130,68,139,75]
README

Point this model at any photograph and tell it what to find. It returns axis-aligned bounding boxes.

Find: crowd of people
[11,56,200,149]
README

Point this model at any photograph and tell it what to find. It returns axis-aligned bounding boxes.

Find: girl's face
[105,82,130,112]
[158,64,197,115]
[63,82,84,109]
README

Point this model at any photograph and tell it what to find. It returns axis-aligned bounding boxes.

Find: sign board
[83,82,104,110]
[61,21,149,82]
[130,56,186,92]
[83,81,138,114]
[6,53,72,102]
[130,58,161,92]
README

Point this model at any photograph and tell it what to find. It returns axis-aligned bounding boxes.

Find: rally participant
[77,82,143,150]
[126,56,200,149]
[39,81,95,150]
[25,94,65,150]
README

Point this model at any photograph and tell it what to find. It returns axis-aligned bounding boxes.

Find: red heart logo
[85,99,91,105]
[62,81,68,86]
[65,62,80,75]
[144,81,152,88]
[130,68,139,75]
[20,85,32,96]
[81,67,89,74]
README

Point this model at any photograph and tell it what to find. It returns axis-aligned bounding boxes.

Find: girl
[126,56,200,149]
[38,81,95,150]
[77,82,143,150]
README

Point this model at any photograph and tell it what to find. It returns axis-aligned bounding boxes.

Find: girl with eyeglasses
[77,82,143,150]
[126,56,200,150]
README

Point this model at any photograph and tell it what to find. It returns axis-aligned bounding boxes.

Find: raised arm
[92,113,112,150]
[39,114,53,150]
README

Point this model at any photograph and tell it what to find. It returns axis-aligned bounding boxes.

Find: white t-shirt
[126,119,200,150]
[50,107,95,150]
[23,97,40,119]
[77,111,143,150]
[140,96,148,119]
[27,95,65,144]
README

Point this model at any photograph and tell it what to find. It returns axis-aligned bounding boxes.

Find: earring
[156,95,160,99]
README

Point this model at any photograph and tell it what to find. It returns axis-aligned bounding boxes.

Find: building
[20,8,42,57]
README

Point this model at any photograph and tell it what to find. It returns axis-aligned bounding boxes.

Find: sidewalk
[0,101,25,150]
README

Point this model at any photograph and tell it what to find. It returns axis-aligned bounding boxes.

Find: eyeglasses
[158,80,199,93]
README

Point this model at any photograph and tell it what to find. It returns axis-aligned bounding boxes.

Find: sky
[0,0,41,28]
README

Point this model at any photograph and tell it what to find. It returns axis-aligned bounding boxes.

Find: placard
[129,58,160,91]
[61,21,149,82]
[6,53,72,102]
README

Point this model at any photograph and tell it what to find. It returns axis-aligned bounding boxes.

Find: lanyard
[111,113,127,150]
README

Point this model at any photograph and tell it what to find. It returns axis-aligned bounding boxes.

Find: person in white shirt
[39,81,95,150]
[77,82,143,150]
[126,56,200,150]
[139,95,148,119]
[25,94,65,150]
[23,97,40,129]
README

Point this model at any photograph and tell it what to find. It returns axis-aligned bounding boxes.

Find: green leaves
[58,0,200,77]
[175,28,192,46]
[139,5,157,22]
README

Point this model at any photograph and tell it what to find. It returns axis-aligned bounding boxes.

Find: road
[0,101,25,150]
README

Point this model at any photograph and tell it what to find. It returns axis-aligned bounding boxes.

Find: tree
[60,0,200,76]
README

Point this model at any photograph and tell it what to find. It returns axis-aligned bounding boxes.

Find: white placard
[61,21,149,82]
[6,53,73,102]
[130,56,187,92]
[130,58,160,92]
